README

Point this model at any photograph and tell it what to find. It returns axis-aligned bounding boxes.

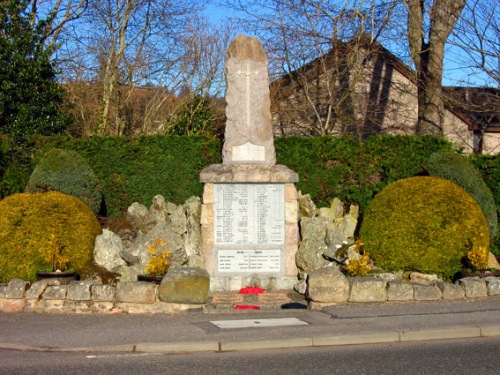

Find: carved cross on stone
[222,34,276,167]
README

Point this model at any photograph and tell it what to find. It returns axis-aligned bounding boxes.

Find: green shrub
[26,148,103,214]
[426,152,497,239]
[31,135,222,217]
[0,191,102,282]
[275,135,453,209]
[360,176,489,280]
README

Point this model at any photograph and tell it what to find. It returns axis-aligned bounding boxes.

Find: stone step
[205,290,307,312]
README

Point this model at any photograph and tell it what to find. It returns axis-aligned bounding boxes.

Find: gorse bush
[360,177,490,281]
[426,152,497,239]
[0,191,102,282]
[26,148,103,215]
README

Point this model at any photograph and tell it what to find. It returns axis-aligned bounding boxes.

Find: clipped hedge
[275,135,453,209]
[0,191,102,282]
[360,177,490,280]
[0,134,457,217]
[32,135,222,217]
[26,148,103,214]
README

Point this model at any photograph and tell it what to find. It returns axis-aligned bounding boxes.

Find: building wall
[271,48,475,153]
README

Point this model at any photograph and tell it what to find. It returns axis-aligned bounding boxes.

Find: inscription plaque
[218,249,281,273]
[214,184,284,246]
[232,142,266,162]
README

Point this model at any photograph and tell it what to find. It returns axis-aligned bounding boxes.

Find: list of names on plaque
[214,184,284,246]
[218,249,281,273]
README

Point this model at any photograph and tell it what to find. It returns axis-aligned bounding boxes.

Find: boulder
[307,266,350,303]
[94,229,127,273]
[349,278,387,302]
[413,284,442,300]
[387,282,414,301]
[325,204,359,247]
[459,277,488,298]
[91,285,116,302]
[441,282,465,299]
[297,191,316,218]
[6,279,30,299]
[296,217,330,272]
[115,282,156,304]
[485,277,500,296]
[158,267,210,304]
[126,202,150,232]
[185,197,204,268]
[410,272,439,285]
[487,252,500,269]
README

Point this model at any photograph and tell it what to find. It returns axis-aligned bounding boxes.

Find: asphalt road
[1,336,499,375]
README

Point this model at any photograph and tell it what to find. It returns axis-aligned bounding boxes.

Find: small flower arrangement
[40,233,70,272]
[143,239,171,277]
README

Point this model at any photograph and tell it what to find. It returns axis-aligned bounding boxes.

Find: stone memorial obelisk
[200,35,299,292]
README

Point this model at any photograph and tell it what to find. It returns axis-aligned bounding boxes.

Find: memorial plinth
[200,166,299,291]
[200,35,300,292]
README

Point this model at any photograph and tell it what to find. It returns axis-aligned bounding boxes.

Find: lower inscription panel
[218,249,281,273]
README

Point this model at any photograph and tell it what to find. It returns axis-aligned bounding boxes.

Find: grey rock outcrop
[94,229,127,273]
[95,195,203,282]
[296,197,359,273]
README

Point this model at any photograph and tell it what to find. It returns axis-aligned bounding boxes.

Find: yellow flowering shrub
[143,239,171,276]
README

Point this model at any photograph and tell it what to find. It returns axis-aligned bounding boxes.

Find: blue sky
[203,2,496,88]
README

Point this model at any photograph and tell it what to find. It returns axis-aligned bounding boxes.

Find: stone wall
[0,279,203,314]
[1,275,499,314]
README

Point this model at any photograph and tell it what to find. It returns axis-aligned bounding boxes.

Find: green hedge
[31,135,222,217]
[275,135,453,209]
[0,134,461,217]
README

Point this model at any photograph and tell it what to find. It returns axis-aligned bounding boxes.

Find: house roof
[270,35,496,132]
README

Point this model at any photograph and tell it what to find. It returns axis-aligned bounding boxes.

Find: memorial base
[210,275,298,292]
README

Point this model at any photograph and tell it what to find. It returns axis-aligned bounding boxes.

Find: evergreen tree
[0,0,68,144]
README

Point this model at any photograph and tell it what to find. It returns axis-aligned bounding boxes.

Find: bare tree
[406,0,466,136]
[449,0,499,87]
[225,0,399,137]
[77,0,201,135]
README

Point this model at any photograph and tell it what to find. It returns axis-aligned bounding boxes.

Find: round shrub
[26,148,103,214]
[0,191,102,282]
[426,152,497,239]
[360,176,489,280]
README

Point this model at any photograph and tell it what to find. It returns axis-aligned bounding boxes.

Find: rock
[6,279,30,299]
[0,284,7,298]
[410,272,439,285]
[441,282,465,299]
[325,204,359,248]
[94,229,127,273]
[307,266,350,303]
[297,191,316,218]
[349,278,387,302]
[485,277,500,296]
[115,282,156,304]
[459,277,488,298]
[374,272,404,282]
[387,282,414,301]
[119,264,142,283]
[487,252,500,269]
[67,280,93,301]
[148,195,169,226]
[185,197,204,268]
[158,267,210,304]
[127,202,150,232]
[413,284,442,300]
[43,285,67,300]
[296,217,330,272]
[25,280,49,300]
[91,285,115,302]
[294,279,307,295]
